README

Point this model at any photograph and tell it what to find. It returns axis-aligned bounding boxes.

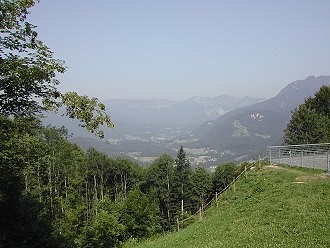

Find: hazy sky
[28,0,330,101]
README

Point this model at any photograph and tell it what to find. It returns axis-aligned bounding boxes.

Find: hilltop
[134,165,330,248]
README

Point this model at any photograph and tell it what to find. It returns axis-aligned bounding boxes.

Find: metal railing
[268,143,330,172]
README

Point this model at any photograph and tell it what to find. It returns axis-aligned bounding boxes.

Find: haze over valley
[44,76,330,168]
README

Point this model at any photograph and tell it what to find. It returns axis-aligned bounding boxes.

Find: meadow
[133,164,330,248]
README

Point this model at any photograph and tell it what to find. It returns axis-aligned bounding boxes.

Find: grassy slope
[135,165,330,248]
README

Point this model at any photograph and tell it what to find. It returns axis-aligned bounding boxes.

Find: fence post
[327,151,329,173]
[301,151,303,167]
[233,178,236,193]
[269,149,272,164]
[176,218,180,231]
[199,207,202,220]
[216,192,218,207]
[290,150,292,166]
[244,166,247,179]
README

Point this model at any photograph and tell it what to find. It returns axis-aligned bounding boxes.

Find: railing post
[279,148,281,164]
[290,150,292,166]
[301,151,303,167]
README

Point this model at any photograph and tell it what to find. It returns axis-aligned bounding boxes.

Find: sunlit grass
[133,165,330,248]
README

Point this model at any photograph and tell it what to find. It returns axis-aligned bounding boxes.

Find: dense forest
[0,115,247,247]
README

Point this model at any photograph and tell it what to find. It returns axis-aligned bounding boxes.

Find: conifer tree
[174,146,191,215]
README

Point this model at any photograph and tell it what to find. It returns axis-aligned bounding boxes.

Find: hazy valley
[44,76,330,168]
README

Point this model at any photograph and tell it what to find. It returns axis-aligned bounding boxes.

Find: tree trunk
[100,167,104,201]
[85,180,89,221]
[93,174,98,201]
[48,162,53,212]
[181,183,184,215]
[123,172,127,199]
[64,176,68,199]
[37,164,41,202]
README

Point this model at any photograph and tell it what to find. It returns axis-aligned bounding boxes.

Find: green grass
[133,165,330,248]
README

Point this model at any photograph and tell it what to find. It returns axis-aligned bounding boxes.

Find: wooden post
[176,218,180,231]
[216,192,218,207]
[244,166,247,179]
[199,207,202,220]
[327,151,329,173]
[233,178,236,193]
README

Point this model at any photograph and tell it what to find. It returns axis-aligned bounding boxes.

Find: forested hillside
[0,117,248,247]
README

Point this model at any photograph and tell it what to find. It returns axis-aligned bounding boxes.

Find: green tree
[80,209,125,248]
[0,2,116,244]
[174,146,192,215]
[120,189,161,240]
[42,127,89,247]
[189,167,212,213]
[213,163,238,193]
[284,85,330,144]
[145,154,175,231]
[0,116,60,247]
[0,0,113,137]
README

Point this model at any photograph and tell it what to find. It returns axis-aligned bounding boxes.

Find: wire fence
[268,143,330,172]
[174,144,330,232]
[176,160,258,231]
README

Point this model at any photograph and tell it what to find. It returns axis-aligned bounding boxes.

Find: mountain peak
[276,75,330,103]
[190,75,330,163]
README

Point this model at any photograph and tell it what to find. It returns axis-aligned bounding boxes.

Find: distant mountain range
[44,75,330,167]
[44,95,262,139]
[104,95,263,127]
[186,75,330,163]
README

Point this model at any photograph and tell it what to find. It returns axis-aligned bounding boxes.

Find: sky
[28,0,330,101]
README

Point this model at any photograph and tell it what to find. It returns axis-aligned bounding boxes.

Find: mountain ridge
[188,75,330,163]
[45,75,330,166]
[43,94,262,140]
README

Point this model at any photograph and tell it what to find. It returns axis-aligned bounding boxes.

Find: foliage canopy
[0,0,113,137]
[283,85,330,145]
